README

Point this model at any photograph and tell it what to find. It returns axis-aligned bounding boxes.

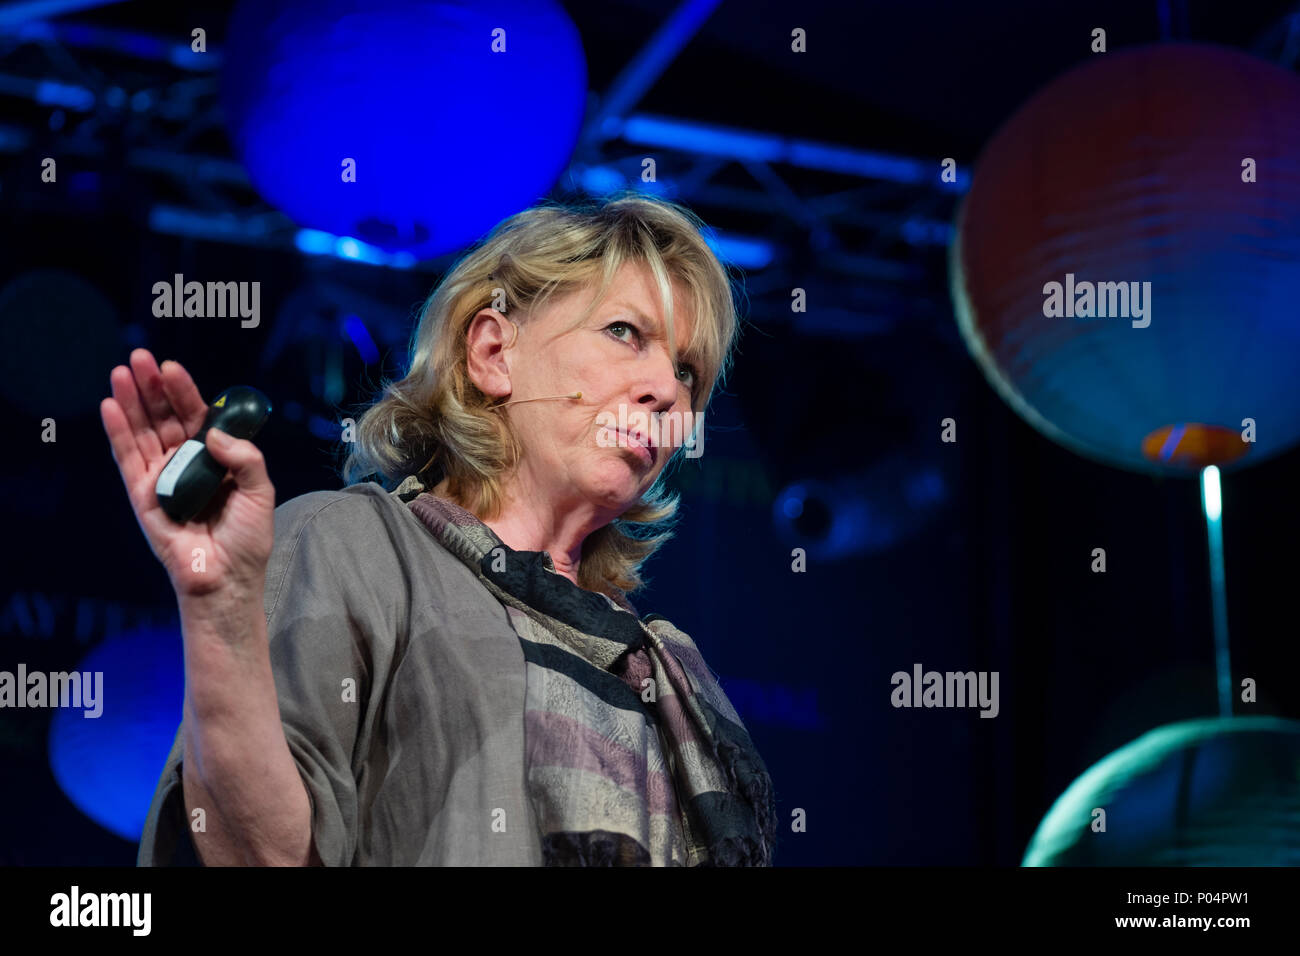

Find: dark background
[1,0,1297,865]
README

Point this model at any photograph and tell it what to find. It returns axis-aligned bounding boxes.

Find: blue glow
[773,458,951,561]
[0,125,31,150]
[149,205,268,241]
[781,488,805,520]
[577,165,627,195]
[1201,464,1221,521]
[308,414,343,441]
[68,170,99,194]
[35,80,94,110]
[622,115,782,162]
[10,22,54,39]
[221,0,587,260]
[715,674,826,730]
[169,42,214,70]
[343,314,379,364]
[56,22,172,61]
[294,228,335,255]
[47,626,183,842]
[1160,423,1186,461]
[4,2,93,26]
[1201,465,1231,716]
[618,113,970,190]
[773,479,884,560]
[904,468,947,507]
[706,233,774,270]
[902,218,956,245]
[791,141,929,183]
[293,228,413,269]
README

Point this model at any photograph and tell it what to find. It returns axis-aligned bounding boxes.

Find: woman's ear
[465,309,515,400]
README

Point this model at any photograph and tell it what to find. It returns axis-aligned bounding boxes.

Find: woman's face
[467,260,700,517]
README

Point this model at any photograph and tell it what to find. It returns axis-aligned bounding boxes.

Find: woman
[106,193,777,866]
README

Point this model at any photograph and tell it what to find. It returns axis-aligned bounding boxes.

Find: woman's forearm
[177,593,318,866]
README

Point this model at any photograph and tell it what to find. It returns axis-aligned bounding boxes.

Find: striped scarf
[393,475,777,866]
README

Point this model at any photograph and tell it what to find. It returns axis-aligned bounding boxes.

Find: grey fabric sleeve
[138,487,397,867]
[135,725,200,866]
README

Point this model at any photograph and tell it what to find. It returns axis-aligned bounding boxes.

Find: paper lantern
[220,0,587,260]
[1023,717,1300,865]
[47,627,183,842]
[951,43,1300,475]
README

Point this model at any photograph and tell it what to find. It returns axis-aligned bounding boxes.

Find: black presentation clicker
[155,385,272,523]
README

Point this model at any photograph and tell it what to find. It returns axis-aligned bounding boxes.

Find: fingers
[157,357,209,439]
[103,395,180,551]
[129,349,191,452]
[195,471,239,522]
[100,395,146,492]
[109,362,163,463]
[205,428,273,499]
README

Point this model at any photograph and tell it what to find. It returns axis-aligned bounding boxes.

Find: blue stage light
[773,453,952,562]
[220,0,587,261]
[576,165,626,196]
[705,233,773,270]
[342,313,380,364]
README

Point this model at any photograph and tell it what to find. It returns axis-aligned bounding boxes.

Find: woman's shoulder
[267,480,453,583]
[272,480,408,537]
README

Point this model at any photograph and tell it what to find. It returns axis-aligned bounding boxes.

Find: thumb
[205,427,272,496]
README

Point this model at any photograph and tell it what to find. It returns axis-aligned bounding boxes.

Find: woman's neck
[428,476,589,588]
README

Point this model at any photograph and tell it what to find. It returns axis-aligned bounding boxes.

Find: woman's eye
[607,321,695,392]
[606,321,640,344]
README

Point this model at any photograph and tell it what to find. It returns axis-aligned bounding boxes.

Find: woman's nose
[634,349,683,412]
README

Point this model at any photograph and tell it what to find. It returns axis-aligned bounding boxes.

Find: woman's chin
[582,464,647,511]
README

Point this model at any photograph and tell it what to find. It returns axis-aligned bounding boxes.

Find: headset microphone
[494,320,582,406]
[496,391,582,407]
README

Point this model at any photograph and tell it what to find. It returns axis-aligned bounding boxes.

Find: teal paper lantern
[1024,717,1300,865]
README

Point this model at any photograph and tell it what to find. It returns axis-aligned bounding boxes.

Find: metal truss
[0,3,974,346]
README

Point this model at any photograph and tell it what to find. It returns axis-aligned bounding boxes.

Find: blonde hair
[340,191,744,599]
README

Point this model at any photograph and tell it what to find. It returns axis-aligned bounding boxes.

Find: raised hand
[100,349,275,600]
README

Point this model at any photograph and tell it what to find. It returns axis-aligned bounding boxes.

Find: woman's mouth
[600,426,654,466]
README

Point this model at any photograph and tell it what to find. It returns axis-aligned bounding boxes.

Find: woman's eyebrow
[607,305,693,358]
[605,304,660,331]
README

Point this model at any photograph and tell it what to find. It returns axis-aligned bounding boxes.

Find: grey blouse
[138,481,547,865]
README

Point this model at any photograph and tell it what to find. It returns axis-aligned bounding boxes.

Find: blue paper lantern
[221,0,587,260]
[47,627,183,842]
